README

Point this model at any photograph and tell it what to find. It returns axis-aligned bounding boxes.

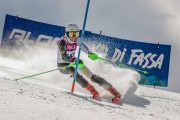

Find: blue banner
[1,14,64,47]
[1,14,171,87]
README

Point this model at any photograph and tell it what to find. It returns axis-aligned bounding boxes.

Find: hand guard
[88,52,99,61]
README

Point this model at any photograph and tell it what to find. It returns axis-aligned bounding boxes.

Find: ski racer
[57,23,121,103]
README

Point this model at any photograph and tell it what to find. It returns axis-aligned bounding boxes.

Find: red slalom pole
[71,81,76,93]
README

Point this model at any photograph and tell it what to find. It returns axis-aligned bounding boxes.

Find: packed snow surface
[0,45,180,120]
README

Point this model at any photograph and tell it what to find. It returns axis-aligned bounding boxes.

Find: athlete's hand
[68,58,84,68]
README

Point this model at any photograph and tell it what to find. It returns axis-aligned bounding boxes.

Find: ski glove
[88,52,99,61]
[68,59,85,69]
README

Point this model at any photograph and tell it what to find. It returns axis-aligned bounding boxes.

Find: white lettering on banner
[120,48,127,62]
[111,48,127,62]
[36,35,53,44]
[147,54,164,69]
[9,29,26,41]
[142,53,152,68]
[23,31,35,44]
[8,28,54,44]
[8,29,165,70]
[128,49,144,66]
[128,49,164,69]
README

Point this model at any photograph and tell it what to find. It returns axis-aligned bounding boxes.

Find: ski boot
[108,86,121,104]
[85,83,100,100]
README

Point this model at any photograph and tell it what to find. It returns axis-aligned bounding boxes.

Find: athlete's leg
[79,65,121,103]
[57,63,99,99]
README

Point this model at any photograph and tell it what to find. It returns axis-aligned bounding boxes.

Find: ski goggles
[66,31,79,38]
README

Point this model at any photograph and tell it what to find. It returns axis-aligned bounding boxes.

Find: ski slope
[0,45,180,120]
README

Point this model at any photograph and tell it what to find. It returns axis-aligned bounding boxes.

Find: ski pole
[97,56,148,75]
[13,62,85,82]
[72,0,91,93]
[14,69,58,81]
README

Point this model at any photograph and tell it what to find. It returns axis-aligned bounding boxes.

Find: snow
[0,45,180,120]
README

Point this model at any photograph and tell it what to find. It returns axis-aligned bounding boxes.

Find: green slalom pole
[97,57,149,75]
[14,69,58,81]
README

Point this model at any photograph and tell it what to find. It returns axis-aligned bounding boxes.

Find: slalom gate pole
[14,69,58,81]
[97,56,149,75]
[72,0,91,93]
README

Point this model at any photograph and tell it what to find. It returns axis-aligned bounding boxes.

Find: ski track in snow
[1,72,180,120]
[0,46,180,120]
